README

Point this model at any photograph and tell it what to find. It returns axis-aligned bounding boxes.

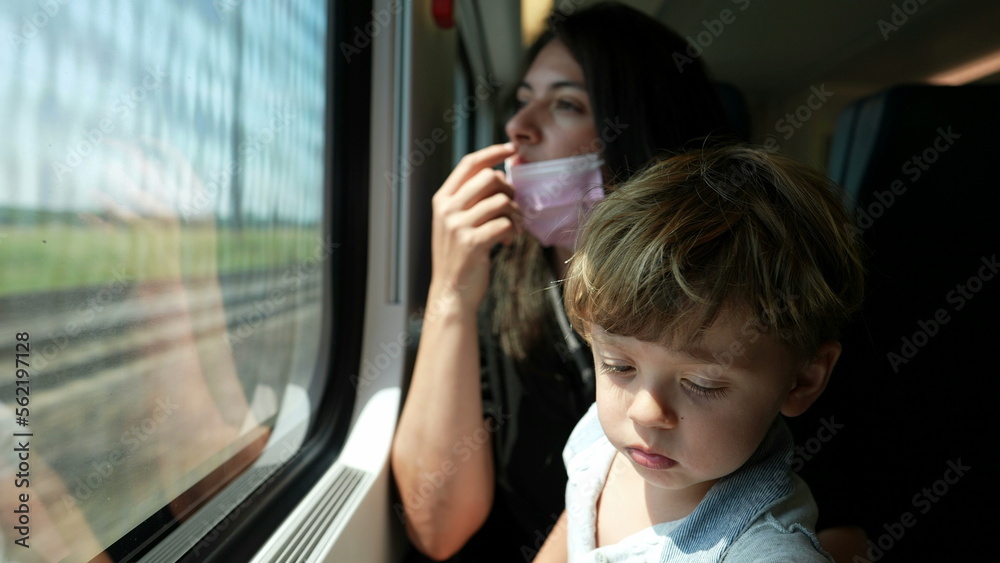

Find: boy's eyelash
[599,364,729,399]
[599,363,633,375]
[683,380,729,399]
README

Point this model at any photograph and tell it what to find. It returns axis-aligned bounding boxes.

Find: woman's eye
[554,98,582,112]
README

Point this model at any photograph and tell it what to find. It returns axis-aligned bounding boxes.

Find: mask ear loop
[546,282,595,399]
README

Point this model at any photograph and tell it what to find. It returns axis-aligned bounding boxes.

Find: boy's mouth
[626,447,677,470]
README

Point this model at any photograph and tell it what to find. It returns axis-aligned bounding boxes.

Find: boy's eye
[682,379,729,399]
[599,363,634,376]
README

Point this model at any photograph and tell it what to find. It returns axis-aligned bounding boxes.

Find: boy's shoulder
[722,473,834,562]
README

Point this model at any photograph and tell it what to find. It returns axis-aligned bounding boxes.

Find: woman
[392,3,732,561]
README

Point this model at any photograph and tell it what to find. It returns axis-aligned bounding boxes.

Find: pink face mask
[505,153,605,249]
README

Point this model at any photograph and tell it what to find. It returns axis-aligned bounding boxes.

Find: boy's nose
[627,388,678,429]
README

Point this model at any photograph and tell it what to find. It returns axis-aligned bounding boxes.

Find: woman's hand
[430,142,519,310]
[391,143,519,559]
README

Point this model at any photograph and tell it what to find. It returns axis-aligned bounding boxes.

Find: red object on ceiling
[433,0,455,29]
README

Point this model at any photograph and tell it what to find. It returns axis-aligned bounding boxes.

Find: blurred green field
[0,222,325,297]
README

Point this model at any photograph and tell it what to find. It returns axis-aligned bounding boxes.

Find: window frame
[166,1,372,560]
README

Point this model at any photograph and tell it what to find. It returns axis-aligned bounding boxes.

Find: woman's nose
[505,105,541,145]
[627,388,679,429]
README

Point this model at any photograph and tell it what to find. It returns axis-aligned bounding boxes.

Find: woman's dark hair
[491,2,735,368]
[524,2,733,184]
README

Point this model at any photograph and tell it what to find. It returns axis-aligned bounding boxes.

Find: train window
[0,0,356,561]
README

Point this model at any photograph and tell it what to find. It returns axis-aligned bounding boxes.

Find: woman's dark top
[404,283,594,563]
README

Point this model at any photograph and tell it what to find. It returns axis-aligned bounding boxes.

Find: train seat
[792,83,1000,559]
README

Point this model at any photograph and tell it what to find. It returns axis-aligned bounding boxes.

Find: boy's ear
[780,340,842,417]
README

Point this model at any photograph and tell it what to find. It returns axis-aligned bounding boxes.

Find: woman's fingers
[465,191,520,231]
[446,192,520,248]
[449,168,515,212]
[433,168,515,241]
[438,142,515,197]
[428,144,519,306]
[440,179,520,241]
[434,188,520,298]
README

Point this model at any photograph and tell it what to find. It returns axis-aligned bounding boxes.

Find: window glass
[0,1,328,560]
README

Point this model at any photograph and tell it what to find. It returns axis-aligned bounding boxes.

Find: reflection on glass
[0,1,327,560]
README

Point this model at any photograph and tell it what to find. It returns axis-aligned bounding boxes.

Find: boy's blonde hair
[564,145,865,360]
